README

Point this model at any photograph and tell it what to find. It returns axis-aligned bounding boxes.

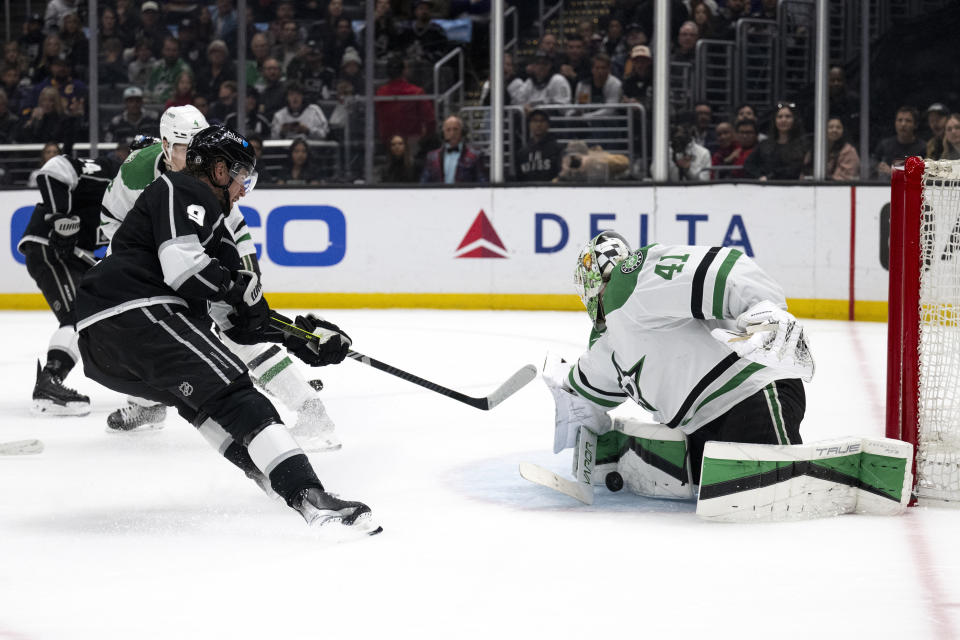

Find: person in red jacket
[375,54,435,157]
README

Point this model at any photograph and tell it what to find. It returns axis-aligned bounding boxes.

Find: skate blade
[32,401,90,417]
[309,511,382,540]
[105,422,166,434]
[300,440,343,453]
[350,512,383,536]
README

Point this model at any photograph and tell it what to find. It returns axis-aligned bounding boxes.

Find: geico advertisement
[3,185,891,302]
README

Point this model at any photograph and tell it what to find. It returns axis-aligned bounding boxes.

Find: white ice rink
[1,309,958,639]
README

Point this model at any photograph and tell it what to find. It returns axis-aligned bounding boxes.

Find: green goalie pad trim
[699,453,906,503]
[630,437,688,483]
[636,437,688,472]
[596,431,630,465]
[596,431,688,482]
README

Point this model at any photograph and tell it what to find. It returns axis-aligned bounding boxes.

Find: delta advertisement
[1,184,894,320]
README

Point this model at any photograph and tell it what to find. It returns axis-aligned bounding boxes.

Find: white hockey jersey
[99,142,256,259]
[568,243,794,435]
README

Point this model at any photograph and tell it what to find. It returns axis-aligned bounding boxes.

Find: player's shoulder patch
[619,248,646,274]
[602,250,647,317]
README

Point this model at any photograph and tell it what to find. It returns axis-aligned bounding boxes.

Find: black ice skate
[294,487,381,535]
[106,402,167,432]
[32,361,90,416]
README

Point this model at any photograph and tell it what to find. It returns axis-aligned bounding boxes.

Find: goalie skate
[288,398,342,452]
[106,402,167,432]
[294,487,382,535]
[32,361,90,416]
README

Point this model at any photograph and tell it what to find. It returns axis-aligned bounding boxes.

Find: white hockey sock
[247,423,305,477]
[48,325,80,365]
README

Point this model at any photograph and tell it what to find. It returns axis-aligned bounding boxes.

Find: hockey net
[887,157,960,504]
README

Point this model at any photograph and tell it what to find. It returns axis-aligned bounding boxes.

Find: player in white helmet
[99,105,341,451]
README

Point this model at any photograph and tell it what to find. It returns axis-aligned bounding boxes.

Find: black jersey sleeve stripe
[574,363,628,399]
[667,352,740,428]
[690,246,721,319]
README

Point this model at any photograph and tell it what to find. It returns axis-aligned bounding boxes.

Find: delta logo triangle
[455,210,508,259]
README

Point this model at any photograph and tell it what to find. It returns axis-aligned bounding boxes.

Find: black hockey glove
[283,314,352,367]
[48,214,81,259]
[224,269,269,336]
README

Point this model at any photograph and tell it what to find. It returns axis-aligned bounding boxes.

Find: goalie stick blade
[519,462,594,505]
[0,439,44,456]
[483,364,538,410]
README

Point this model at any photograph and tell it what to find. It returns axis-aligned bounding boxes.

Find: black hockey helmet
[186,124,258,193]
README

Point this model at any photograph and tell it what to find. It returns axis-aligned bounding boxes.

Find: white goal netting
[916,160,960,503]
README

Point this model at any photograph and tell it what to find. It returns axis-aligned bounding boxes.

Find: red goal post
[886,156,960,505]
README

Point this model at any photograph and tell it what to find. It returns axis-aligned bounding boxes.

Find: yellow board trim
[1,292,891,321]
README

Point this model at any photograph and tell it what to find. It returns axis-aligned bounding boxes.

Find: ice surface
[1,310,958,639]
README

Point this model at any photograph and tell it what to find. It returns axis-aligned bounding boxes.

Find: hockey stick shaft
[268,315,535,410]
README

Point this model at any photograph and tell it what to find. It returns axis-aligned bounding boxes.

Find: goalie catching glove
[281,314,352,367]
[542,352,611,453]
[710,300,815,382]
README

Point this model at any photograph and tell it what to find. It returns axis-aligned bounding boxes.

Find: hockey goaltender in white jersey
[534,231,911,522]
[542,231,814,493]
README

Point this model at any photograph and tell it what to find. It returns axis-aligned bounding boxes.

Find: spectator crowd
[0,0,955,185]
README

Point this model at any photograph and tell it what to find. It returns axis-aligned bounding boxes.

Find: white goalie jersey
[567,243,795,435]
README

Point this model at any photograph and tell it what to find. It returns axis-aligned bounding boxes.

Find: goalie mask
[574,231,632,326]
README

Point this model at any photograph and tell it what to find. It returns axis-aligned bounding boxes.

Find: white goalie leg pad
[247,423,304,477]
[696,437,913,522]
[613,418,694,499]
[571,426,598,485]
[48,325,80,364]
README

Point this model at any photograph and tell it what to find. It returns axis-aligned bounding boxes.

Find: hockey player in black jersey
[76,125,377,532]
[17,152,124,415]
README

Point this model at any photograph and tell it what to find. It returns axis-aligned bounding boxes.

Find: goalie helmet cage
[886,156,960,506]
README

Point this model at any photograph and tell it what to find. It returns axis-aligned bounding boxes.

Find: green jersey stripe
[681,361,765,427]
[667,352,740,427]
[711,249,743,318]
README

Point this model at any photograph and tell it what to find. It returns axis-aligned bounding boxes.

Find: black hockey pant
[79,304,322,504]
[686,378,806,484]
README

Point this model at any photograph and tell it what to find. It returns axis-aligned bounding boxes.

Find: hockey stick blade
[0,439,44,456]
[519,462,594,505]
[268,315,536,410]
[347,352,536,411]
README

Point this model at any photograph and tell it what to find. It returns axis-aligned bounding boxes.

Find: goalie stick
[0,439,44,455]
[268,315,537,410]
[519,462,594,504]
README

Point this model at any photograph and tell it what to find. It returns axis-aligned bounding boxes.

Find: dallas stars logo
[612,354,657,412]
